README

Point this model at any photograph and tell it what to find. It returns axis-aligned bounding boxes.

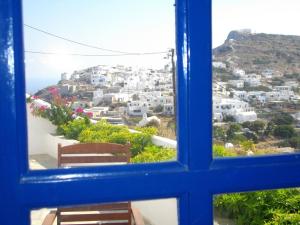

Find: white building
[212,62,226,69]
[92,90,104,106]
[234,111,258,123]
[61,73,68,81]
[91,74,107,86]
[213,97,257,122]
[84,107,109,120]
[127,101,148,116]
[231,91,247,100]
[213,82,228,96]
[163,104,175,115]
[262,69,273,79]
[242,74,261,87]
[228,80,244,88]
[233,69,246,77]
[247,91,266,104]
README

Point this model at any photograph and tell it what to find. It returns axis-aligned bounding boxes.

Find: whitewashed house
[228,80,244,88]
[213,97,257,122]
[231,91,248,100]
[91,73,107,86]
[163,104,175,115]
[213,82,228,96]
[84,107,109,120]
[242,74,261,87]
[127,101,148,116]
[284,81,298,88]
[213,62,226,69]
[233,69,246,77]
[262,69,273,79]
[92,89,104,106]
[247,91,267,104]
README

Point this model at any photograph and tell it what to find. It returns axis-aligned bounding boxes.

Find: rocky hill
[213,30,300,75]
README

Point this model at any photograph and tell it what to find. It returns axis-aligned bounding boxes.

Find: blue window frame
[1,0,300,225]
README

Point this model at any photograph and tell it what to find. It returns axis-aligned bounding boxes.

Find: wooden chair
[42,143,145,225]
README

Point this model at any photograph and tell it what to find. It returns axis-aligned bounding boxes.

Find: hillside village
[35,64,175,134]
[33,29,300,151]
[213,29,300,153]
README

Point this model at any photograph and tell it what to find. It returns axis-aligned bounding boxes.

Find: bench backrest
[57,143,132,225]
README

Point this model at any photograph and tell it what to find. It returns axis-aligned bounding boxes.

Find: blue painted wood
[1,0,300,225]
[187,0,213,171]
[0,0,29,224]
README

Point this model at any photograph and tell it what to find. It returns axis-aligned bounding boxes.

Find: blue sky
[24,0,300,93]
[23,0,175,93]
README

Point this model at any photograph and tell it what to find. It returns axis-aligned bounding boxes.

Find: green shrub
[289,136,300,149]
[231,134,247,144]
[242,120,266,135]
[273,125,295,139]
[131,145,176,163]
[129,132,152,156]
[227,124,242,140]
[214,189,300,225]
[271,112,294,125]
[213,126,226,141]
[78,120,130,144]
[213,145,237,157]
[134,126,158,136]
[78,120,153,156]
[44,105,73,126]
[240,140,255,151]
[59,117,91,139]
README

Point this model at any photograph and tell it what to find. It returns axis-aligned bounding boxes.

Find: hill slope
[213,30,300,75]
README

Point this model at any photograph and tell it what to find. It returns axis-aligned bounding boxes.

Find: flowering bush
[30,87,74,127]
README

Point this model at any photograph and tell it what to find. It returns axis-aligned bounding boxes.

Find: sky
[23,0,300,93]
[213,0,300,47]
[23,0,175,93]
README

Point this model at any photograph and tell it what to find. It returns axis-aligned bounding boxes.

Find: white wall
[133,199,178,225]
[27,104,78,159]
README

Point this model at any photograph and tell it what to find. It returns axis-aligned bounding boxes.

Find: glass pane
[23,0,177,169]
[31,198,178,225]
[213,0,300,157]
[214,188,300,224]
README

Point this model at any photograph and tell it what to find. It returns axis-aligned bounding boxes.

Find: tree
[153,105,163,113]
[223,115,236,122]
[271,112,294,125]
[213,126,226,141]
[242,120,266,135]
[288,136,300,149]
[227,124,242,140]
[264,121,275,136]
[273,125,295,139]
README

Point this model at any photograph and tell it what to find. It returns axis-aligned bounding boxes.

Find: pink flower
[39,105,47,111]
[48,87,59,95]
[32,95,38,99]
[75,107,84,114]
[85,112,93,118]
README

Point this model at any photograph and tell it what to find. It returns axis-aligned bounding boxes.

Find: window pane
[213,0,300,157]
[214,188,300,224]
[23,0,177,169]
[31,198,178,225]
